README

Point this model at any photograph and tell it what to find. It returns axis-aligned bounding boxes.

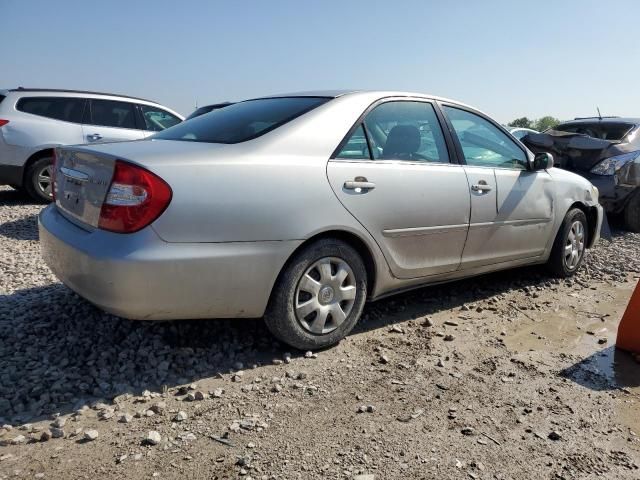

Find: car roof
[250,89,476,109]
[5,87,156,104]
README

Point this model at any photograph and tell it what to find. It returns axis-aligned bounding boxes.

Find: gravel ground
[1,185,639,479]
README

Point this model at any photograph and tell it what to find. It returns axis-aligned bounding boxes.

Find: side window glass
[89,100,137,129]
[335,125,371,160]
[139,105,182,131]
[444,106,527,170]
[17,97,84,123]
[362,101,449,163]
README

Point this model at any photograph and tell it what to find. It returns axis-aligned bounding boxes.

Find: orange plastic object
[616,279,640,354]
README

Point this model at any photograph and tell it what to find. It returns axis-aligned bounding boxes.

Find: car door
[442,105,555,269]
[82,99,145,144]
[137,104,182,138]
[327,99,471,279]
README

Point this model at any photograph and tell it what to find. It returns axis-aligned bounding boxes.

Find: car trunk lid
[54,140,238,230]
[54,148,116,229]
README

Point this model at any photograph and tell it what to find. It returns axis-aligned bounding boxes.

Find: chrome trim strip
[60,167,89,183]
[469,218,551,229]
[383,224,469,238]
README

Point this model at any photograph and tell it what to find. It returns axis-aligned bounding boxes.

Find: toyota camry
[39,91,603,349]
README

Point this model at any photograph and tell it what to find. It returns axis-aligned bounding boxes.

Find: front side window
[153,97,330,144]
[444,106,527,170]
[362,101,449,163]
[17,97,85,123]
[139,105,182,131]
[89,99,137,129]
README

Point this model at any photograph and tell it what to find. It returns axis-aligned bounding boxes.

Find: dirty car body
[521,118,640,227]
[39,91,603,349]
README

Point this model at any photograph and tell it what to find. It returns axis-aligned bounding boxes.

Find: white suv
[0,88,183,201]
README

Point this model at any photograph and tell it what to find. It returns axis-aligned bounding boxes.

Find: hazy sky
[2,0,639,122]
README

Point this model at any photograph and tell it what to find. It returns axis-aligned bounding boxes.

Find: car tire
[264,238,367,351]
[623,190,640,233]
[547,208,588,278]
[24,156,54,203]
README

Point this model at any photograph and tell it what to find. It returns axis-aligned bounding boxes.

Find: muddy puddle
[505,279,640,432]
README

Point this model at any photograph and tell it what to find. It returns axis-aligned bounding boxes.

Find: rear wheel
[623,190,640,233]
[547,208,588,277]
[264,238,367,350]
[25,156,54,203]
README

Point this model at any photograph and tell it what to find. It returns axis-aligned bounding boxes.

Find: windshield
[553,122,635,141]
[154,97,330,144]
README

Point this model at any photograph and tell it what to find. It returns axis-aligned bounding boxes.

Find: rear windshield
[153,97,330,144]
[553,122,635,141]
[0,94,5,104]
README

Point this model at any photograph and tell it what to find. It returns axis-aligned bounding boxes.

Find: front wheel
[547,208,588,277]
[264,238,367,350]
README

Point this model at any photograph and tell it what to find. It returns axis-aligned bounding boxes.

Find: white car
[0,88,183,201]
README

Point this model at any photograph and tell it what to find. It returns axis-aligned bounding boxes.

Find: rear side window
[139,105,182,131]
[89,99,137,129]
[153,97,330,144]
[336,125,370,159]
[17,97,85,123]
[0,94,5,104]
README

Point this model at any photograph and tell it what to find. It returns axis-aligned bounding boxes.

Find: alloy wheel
[564,220,585,270]
[34,164,53,199]
[294,257,357,335]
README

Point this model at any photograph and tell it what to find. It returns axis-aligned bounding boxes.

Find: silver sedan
[39,91,603,350]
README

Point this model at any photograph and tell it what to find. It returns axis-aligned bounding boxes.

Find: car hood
[521,130,636,172]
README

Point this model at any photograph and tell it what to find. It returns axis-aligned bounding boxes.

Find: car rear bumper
[39,205,301,320]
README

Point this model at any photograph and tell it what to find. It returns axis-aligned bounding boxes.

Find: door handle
[471,183,492,193]
[344,178,376,191]
[87,133,102,142]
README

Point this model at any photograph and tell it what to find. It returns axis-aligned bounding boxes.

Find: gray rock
[83,430,99,441]
[143,430,161,445]
[174,411,188,422]
[548,431,561,441]
[119,412,133,423]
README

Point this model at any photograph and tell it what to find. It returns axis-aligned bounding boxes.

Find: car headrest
[383,125,421,158]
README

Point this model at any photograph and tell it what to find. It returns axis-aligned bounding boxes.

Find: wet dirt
[505,277,640,434]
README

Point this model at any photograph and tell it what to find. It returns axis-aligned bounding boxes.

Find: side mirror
[532,152,554,170]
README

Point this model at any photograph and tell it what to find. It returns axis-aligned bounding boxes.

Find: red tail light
[98,160,172,233]
[0,119,9,127]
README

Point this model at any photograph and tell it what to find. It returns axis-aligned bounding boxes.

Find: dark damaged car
[522,117,640,232]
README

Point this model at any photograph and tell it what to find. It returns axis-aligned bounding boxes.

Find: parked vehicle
[508,127,539,140]
[522,117,640,232]
[185,102,233,120]
[0,88,183,202]
[39,91,603,350]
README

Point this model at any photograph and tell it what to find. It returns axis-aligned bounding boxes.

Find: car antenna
[597,106,602,120]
